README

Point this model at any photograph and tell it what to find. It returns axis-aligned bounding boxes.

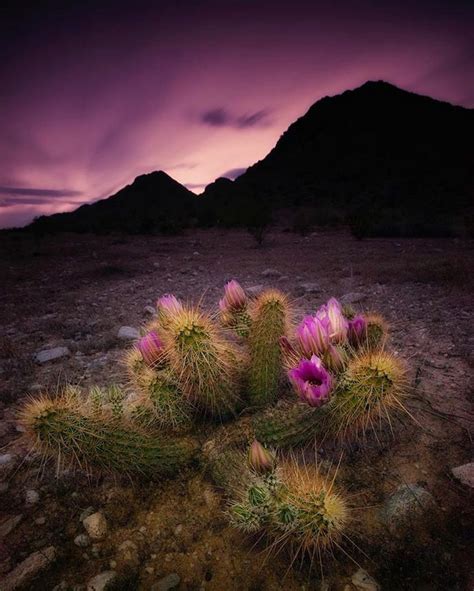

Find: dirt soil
[0,228,473,591]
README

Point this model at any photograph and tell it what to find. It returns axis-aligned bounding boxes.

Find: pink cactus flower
[288,355,333,407]
[157,294,183,315]
[248,440,275,473]
[136,331,164,366]
[296,315,330,356]
[315,298,348,343]
[348,314,367,344]
[219,279,247,312]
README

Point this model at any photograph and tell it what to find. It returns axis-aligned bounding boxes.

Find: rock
[79,506,95,522]
[74,534,90,548]
[152,573,181,591]
[341,292,367,305]
[246,285,264,296]
[34,516,46,525]
[117,326,139,340]
[0,515,23,537]
[2,546,56,591]
[0,453,14,465]
[83,512,107,540]
[144,305,156,316]
[452,462,474,488]
[25,489,40,506]
[174,524,183,536]
[261,268,281,278]
[352,568,380,590]
[298,282,321,294]
[35,347,70,364]
[86,571,117,591]
[381,484,435,533]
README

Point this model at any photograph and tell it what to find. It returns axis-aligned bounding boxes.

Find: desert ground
[0,228,473,591]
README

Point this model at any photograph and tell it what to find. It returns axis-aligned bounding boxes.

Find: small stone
[1,546,56,591]
[145,566,154,574]
[86,571,117,591]
[144,305,156,316]
[117,326,140,340]
[152,573,181,591]
[74,534,90,547]
[381,484,435,533]
[0,453,14,465]
[341,292,367,305]
[174,524,183,536]
[109,560,117,568]
[246,285,264,296]
[83,512,107,540]
[261,268,281,278]
[34,517,46,525]
[452,463,474,488]
[298,282,320,294]
[79,506,95,522]
[25,489,40,505]
[352,568,380,591]
[35,347,70,364]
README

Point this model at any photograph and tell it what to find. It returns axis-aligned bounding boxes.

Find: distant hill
[201,81,474,236]
[30,171,198,234]
[28,81,473,237]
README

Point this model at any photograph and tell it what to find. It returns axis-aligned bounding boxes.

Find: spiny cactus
[125,348,193,430]
[247,289,290,407]
[207,441,349,559]
[162,305,243,416]
[363,313,389,350]
[20,392,197,477]
[255,349,407,447]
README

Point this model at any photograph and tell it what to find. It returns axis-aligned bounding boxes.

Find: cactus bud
[248,440,275,473]
[136,331,164,366]
[157,294,183,316]
[219,280,247,312]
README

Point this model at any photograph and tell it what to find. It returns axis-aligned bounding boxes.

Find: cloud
[220,167,247,179]
[0,186,83,197]
[199,108,271,129]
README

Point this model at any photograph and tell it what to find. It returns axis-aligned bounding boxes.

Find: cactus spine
[248,290,289,407]
[20,393,197,477]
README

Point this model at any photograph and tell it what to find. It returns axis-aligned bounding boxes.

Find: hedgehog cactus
[248,289,290,407]
[20,392,197,477]
[18,282,410,570]
[163,305,242,416]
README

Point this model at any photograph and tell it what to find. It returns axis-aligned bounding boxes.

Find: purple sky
[1,0,473,228]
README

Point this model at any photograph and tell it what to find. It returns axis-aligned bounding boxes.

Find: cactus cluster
[19,280,410,567]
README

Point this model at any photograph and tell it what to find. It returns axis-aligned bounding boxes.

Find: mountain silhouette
[31,171,197,234]
[29,81,473,237]
[202,80,473,236]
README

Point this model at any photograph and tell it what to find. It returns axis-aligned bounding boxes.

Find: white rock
[341,292,367,305]
[452,462,474,488]
[144,305,156,316]
[117,326,140,340]
[261,268,281,278]
[299,282,320,294]
[2,546,56,591]
[87,571,117,591]
[352,568,380,591]
[25,489,40,505]
[83,512,108,540]
[35,347,70,364]
[0,453,14,465]
[74,534,90,547]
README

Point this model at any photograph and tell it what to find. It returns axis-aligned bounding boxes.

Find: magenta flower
[296,315,330,356]
[219,279,247,312]
[315,298,348,343]
[136,331,164,366]
[348,314,367,344]
[288,355,333,407]
[157,294,183,316]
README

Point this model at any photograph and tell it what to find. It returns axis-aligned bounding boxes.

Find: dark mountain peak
[131,170,181,189]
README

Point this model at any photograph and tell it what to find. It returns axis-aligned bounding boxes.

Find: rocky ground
[0,228,473,591]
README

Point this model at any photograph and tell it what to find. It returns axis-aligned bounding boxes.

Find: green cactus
[163,306,242,416]
[20,394,197,477]
[364,313,388,350]
[247,289,289,407]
